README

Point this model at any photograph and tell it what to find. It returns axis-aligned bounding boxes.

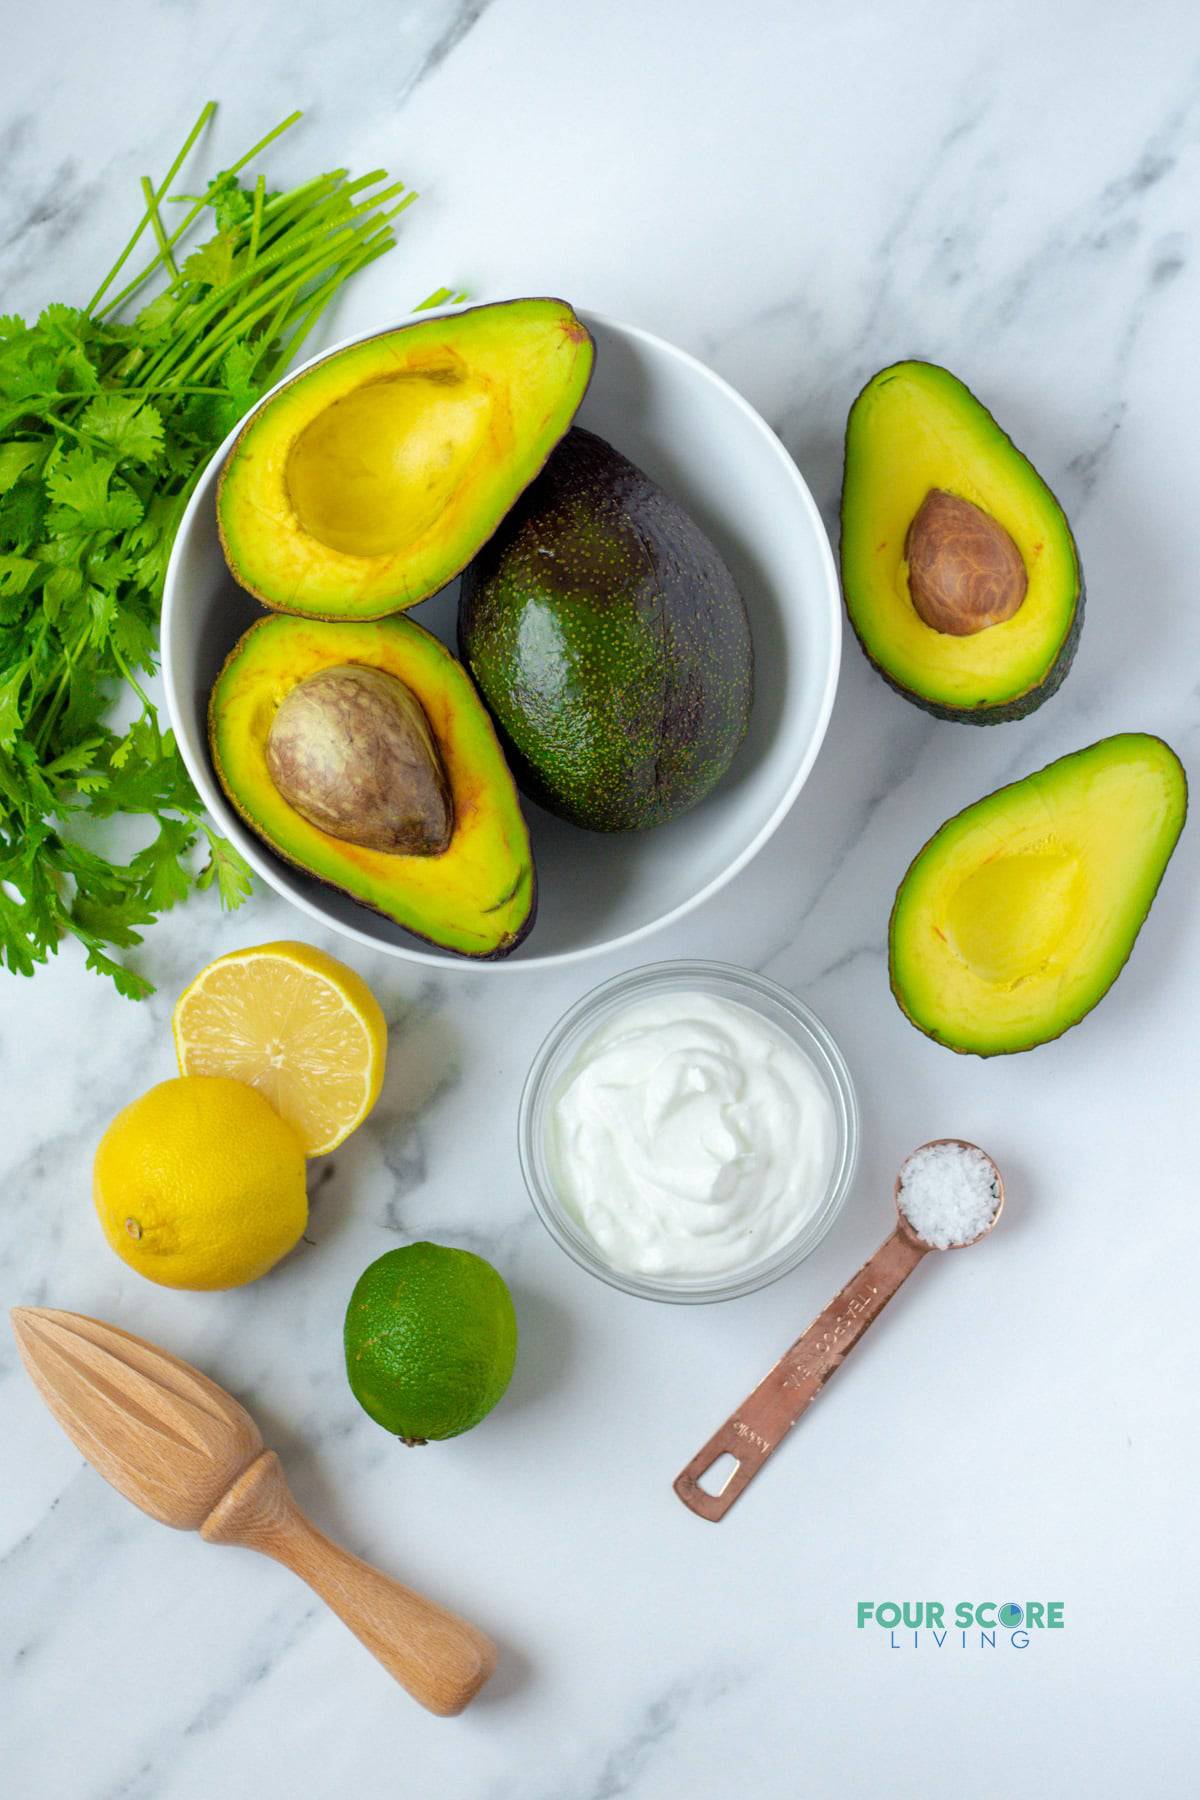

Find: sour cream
[546,990,837,1278]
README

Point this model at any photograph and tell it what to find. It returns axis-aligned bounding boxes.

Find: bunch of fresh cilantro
[0,103,444,997]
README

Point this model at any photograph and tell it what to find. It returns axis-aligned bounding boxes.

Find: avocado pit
[905,488,1027,636]
[266,664,453,855]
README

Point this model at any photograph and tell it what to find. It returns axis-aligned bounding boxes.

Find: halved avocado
[209,615,536,958]
[217,299,594,621]
[841,361,1083,722]
[890,734,1186,1054]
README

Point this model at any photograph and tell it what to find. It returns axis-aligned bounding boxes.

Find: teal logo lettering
[856,1599,1064,1651]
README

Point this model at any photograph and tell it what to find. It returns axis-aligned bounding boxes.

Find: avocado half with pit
[841,361,1082,722]
[217,298,594,620]
[209,614,535,958]
[890,733,1186,1054]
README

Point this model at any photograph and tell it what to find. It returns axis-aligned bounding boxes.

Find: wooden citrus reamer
[10,1306,496,1714]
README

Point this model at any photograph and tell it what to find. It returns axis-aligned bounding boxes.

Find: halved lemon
[173,941,387,1156]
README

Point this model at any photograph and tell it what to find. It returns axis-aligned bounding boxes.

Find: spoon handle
[201,1451,497,1714]
[674,1228,928,1521]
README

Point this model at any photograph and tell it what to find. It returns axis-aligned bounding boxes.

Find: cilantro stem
[247,174,266,268]
[86,101,216,314]
[130,174,408,390]
[111,648,156,723]
[12,385,234,405]
[44,413,112,453]
[268,234,400,375]
[1,102,423,996]
[96,109,303,320]
[140,177,180,283]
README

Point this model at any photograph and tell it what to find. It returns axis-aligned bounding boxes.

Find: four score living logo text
[857,1600,1065,1649]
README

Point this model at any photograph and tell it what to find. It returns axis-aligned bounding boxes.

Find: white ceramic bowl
[162,304,841,970]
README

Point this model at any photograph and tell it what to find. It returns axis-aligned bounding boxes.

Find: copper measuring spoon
[674,1140,1004,1522]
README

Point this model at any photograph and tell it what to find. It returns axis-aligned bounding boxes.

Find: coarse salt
[897,1142,1000,1248]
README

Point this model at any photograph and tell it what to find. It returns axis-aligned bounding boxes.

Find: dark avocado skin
[458,428,754,831]
[839,360,1084,724]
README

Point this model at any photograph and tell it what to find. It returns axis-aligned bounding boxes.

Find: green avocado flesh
[458,428,754,831]
[217,299,594,621]
[841,361,1082,722]
[890,734,1186,1054]
[209,614,535,958]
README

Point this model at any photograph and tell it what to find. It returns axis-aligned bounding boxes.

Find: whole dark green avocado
[458,428,754,831]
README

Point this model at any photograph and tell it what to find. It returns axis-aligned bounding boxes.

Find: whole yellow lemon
[94,1076,308,1289]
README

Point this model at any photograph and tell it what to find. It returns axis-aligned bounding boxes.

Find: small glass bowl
[518,959,860,1304]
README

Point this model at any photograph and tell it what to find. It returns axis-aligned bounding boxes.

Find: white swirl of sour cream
[546,990,836,1278]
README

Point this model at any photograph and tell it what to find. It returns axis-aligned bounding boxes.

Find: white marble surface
[3,2,1198,1794]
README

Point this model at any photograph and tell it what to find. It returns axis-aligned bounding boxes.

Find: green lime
[344,1242,518,1443]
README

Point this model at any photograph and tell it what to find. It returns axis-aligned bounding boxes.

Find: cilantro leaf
[79,941,155,1000]
[223,340,262,415]
[179,231,237,290]
[45,447,115,519]
[0,554,39,598]
[0,479,46,549]
[0,443,45,493]
[42,563,84,618]
[197,823,254,909]
[131,815,196,911]
[204,170,256,234]
[81,394,165,465]
[0,663,29,747]
[0,106,409,995]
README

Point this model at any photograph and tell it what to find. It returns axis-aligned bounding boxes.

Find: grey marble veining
[2,2,1198,1796]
